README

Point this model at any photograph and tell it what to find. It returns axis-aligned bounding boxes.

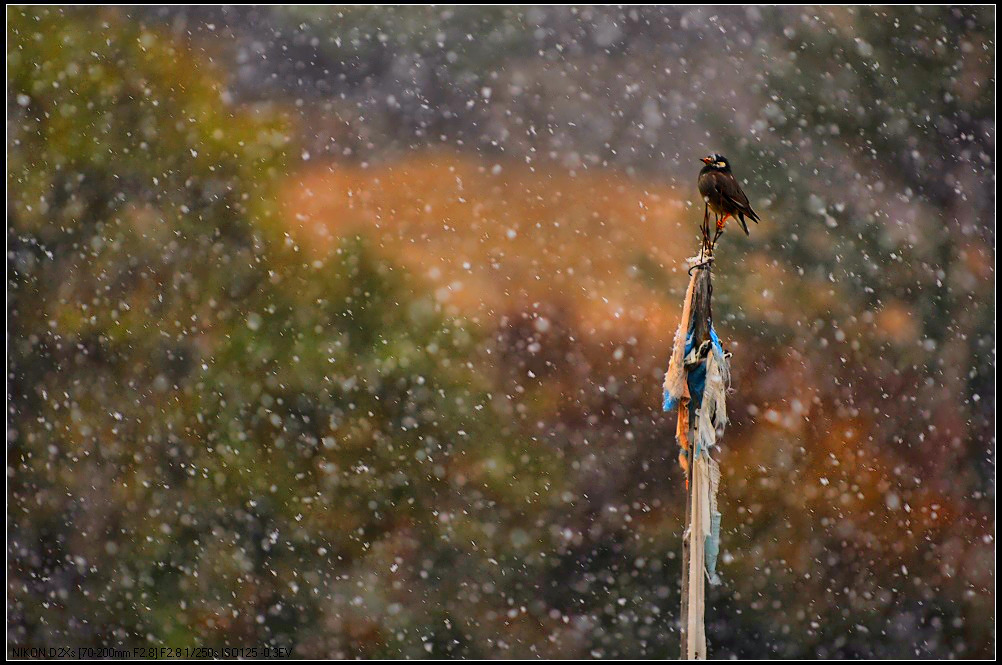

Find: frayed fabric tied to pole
[676,383,692,478]
[695,346,728,455]
[663,260,730,660]
[663,268,698,411]
[705,457,722,586]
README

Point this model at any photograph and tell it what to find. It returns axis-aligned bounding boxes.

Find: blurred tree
[8,7,561,657]
[710,8,995,657]
[734,5,994,492]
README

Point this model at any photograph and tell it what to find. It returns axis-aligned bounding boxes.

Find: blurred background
[7,6,994,658]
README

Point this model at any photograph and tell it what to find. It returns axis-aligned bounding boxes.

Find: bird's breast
[698,172,725,211]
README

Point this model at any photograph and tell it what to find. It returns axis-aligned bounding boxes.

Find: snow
[6,5,994,660]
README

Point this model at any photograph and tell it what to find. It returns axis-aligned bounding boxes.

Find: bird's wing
[720,174,760,223]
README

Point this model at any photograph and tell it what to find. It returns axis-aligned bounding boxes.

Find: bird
[697,154,760,248]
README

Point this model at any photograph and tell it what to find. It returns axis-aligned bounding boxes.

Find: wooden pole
[679,261,713,660]
[680,446,692,658]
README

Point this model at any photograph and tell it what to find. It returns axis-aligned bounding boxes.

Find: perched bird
[698,154,760,245]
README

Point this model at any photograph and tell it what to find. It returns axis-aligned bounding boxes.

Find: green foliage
[8,8,561,656]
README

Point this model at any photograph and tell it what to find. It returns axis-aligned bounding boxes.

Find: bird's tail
[737,214,750,235]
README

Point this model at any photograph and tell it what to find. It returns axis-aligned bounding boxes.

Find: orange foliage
[282,152,692,348]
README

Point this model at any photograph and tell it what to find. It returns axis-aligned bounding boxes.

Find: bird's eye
[715,161,726,168]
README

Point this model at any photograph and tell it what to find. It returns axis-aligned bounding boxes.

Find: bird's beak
[700,156,712,164]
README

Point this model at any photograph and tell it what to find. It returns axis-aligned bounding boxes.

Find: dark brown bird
[698,154,760,245]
